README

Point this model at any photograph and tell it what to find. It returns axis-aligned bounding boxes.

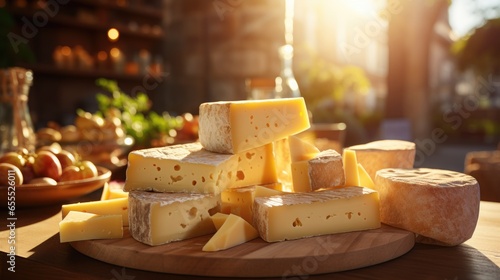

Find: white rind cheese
[375,168,480,246]
[253,186,381,242]
[347,140,415,180]
[124,142,277,194]
[128,191,220,246]
[198,98,310,154]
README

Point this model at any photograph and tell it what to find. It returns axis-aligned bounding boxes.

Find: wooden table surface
[1,189,499,280]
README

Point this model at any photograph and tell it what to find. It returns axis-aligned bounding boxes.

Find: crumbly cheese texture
[61,197,129,226]
[292,149,345,192]
[347,140,415,180]
[202,214,259,252]
[128,191,220,246]
[253,186,381,242]
[375,168,480,246]
[198,98,310,154]
[59,211,123,243]
[124,142,277,194]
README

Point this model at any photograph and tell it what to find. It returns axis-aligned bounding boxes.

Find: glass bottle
[0,67,36,154]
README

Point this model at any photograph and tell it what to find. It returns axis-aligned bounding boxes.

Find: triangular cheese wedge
[289,135,320,162]
[202,214,259,252]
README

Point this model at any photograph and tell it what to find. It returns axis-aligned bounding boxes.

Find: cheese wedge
[128,191,220,246]
[253,186,381,242]
[342,149,360,187]
[124,142,277,194]
[210,212,229,230]
[289,135,320,162]
[347,140,415,180]
[358,163,375,189]
[291,149,345,192]
[202,214,259,252]
[375,168,480,246]
[101,182,128,200]
[61,197,129,226]
[198,97,310,154]
[59,211,123,243]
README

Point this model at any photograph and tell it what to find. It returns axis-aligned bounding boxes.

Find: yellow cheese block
[100,182,128,200]
[358,163,375,189]
[291,149,345,192]
[59,211,123,243]
[221,185,286,224]
[124,142,277,194]
[210,212,229,230]
[342,149,360,187]
[198,97,310,154]
[202,214,259,252]
[273,138,293,192]
[253,186,381,242]
[347,140,415,180]
[128,191,220,246]
[61,197,129,226]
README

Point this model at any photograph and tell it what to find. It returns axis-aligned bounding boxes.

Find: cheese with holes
[375,168,480,246]
[59,211,123,243]
[210,212,229,230]
[198,97,310,154]
[62,197,129,226]
[202,214,259,251]
[221,185,286,224]
[253,186,381,242]
[347,140,415,180]
[342,149,360,187]
[128,191,220,246]
[124,142,277,194]
[291,149,345,192]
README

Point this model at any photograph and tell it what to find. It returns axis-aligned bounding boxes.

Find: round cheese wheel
[347,140,415,180]
[374,168,480,246]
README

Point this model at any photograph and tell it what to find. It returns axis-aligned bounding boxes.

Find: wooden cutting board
[71,224,415,277]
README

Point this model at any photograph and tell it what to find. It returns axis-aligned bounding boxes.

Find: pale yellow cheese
[342,149,360,187]
[101,182,128,200]
[253,186,381,242]
[291,149,345,192]
[210,212,229,230]
[273,138,293,192]
[59,211,123,243]
[289,135,320,162]
[202,214,259,252]
[347,140,415,180]
[62,197,129,226]
[254,185,286,197]
[375,168,479,246]
[124,142,277,194]
[358,163,375,189]
[198,97,310,154]
[128,191,220,246]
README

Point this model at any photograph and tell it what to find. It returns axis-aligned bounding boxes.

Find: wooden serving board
[71,224,415,278]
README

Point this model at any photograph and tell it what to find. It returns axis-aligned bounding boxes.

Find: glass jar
[0,67,36,154]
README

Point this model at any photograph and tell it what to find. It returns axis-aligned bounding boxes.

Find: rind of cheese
[202,214,259,252]
[62,197,129,226]
[347,140,415,180]
[124,142,277,194]
[198,97,310,154]
[292,149,344,192]
[59,211,123,243]
[375,168,480,246]
[128,191,220,246]
[253,186,381,242]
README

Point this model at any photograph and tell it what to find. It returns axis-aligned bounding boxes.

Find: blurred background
[1,0,500,183]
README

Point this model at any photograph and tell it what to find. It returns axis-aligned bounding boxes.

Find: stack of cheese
[120,97,383,250]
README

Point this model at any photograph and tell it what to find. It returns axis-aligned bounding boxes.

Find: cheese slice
[291,149,345,192]
[342,149,360,187]
[202,214,259,252]
[124,142,277,194]
[347,140,415,180]
[101,182,128,200]
[221,185,286,224]
[358,163,375,189]
[198,97,310,154]
[59,211,123,243]
[210,212,229,230]
[62,197,129,226]
[375,168,479,246]
[128,191,220,246]
[253,186,381,242]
